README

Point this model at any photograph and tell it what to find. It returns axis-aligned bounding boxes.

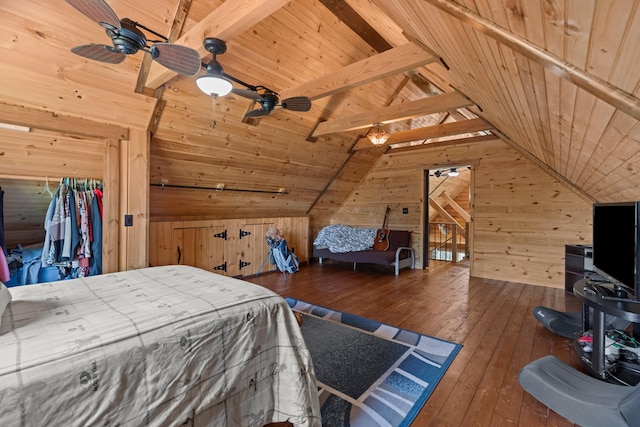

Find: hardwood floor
[246,260,584,426]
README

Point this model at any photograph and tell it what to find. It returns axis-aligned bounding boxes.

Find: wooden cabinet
[149,217,308,278]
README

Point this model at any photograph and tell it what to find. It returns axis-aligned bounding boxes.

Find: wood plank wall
[0,129,104,248]
[0,179,55,248]
[327,137,592,288]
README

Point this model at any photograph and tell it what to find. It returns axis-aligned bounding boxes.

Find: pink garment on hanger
[0,250,9,283]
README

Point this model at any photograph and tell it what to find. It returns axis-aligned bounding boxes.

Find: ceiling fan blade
[280,96,312,112]
[65,0,121,29]
[71,44,125,64]
[231,88,263,101]
[245,108,272,118]
[150,43,201,76]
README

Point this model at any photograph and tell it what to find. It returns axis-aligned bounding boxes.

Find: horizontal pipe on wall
[151,183,288,195]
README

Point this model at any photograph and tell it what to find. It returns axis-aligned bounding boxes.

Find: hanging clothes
[0,187,6,255]
[0,248,9,283]
[41,189,58,268]
[89,193,102,276]
[41,179,103,279]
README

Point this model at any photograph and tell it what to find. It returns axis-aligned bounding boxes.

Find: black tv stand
[583,280,638,303]
[574,278,640,384]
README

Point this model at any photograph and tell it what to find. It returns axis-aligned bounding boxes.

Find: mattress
[0,265,321,426]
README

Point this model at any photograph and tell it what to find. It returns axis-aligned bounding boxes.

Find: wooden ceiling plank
[406,70,443,96]
[490,126,597,204]
[422,0,640,121]
[145,0,291,89]
[0,102,127,140]
[280,42,437,101]
[314,91,472,136]
[354,117,492,149]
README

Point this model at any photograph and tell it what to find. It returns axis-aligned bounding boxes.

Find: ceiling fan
[197,38,312,119]
[65,0,201,76]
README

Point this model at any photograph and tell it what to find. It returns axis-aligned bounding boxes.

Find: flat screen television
[592,201,640,300]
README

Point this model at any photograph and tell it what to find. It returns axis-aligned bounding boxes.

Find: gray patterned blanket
[313,224,377,253]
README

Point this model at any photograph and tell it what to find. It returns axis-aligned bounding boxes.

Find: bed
[313,225,415,275]
[0,265,321,426]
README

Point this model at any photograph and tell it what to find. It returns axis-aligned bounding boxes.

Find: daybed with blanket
[0,265,321,426]
[313,224,415,275]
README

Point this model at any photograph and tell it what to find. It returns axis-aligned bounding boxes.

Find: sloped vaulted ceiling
[374,0,640,203]
[1,0,640,223]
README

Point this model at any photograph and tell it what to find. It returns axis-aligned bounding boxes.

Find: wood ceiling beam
[422,0,640,121]
[391,134,495,153]
[313,91,472,137]
[429,198,464,234]
[144,0,291,90]
[0,102,128,140]
[319,0,393,52]
[353,117,492,149]
[136,0,192,95]
[441,192,471,223]
[279,42,437,101]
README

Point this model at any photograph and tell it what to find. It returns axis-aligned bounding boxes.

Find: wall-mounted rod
[151,183,287,195]
[0,174,102,182]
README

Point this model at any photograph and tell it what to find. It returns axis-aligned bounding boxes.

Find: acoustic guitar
[373,205,391,251]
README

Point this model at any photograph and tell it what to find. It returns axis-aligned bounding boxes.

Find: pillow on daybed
[0,282,11,328]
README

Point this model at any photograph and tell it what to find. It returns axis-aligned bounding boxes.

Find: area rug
[286,298,462,427]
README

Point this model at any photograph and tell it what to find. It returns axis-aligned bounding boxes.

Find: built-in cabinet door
[226,222,276,276]
[172,226,226,274]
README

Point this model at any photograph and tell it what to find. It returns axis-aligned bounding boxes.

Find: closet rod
[0,174,59,181]
[151,183,288,195]
[0,174,102,182]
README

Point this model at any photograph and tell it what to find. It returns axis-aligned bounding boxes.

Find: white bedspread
[0,265,321,426]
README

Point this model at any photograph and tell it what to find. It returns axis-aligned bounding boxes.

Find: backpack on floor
[270,238,299,274]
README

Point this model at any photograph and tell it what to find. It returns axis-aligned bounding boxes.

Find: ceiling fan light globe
[196,75,233,97]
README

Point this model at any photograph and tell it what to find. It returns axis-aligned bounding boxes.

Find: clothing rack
[0,174,102,183]
[58,177,103,190]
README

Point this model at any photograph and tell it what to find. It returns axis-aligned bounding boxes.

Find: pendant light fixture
[367,123,390,145]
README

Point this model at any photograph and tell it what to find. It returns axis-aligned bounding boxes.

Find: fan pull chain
[211,94,218,129]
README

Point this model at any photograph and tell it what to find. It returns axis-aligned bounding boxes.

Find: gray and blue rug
[286,298,462,427]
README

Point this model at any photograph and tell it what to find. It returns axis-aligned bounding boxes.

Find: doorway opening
[423,166,471,267]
